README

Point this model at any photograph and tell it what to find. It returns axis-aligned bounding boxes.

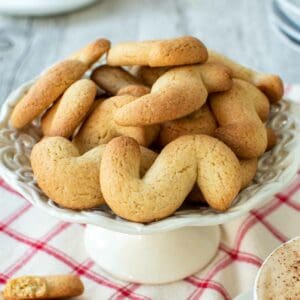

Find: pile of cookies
[10,36,283,223]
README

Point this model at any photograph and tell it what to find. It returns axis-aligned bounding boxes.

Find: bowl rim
[0,79,300,235]
[272,0,300,41]
[0,0,99,17]
[277,0,300,18]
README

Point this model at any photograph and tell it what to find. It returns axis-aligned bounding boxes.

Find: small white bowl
[270,20,300,53]
[0,0,99,16]
[0,79,299,283]
[271,0,300,43]
[269,1,300,52]
[277,0,300,26]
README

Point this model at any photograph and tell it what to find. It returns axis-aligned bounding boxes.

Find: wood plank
[0,0,300,107]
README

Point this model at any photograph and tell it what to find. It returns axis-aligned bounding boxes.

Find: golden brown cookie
[131,62,233,89]
[266,127,277,151]
[187,158,258,203]
[240,158,258,189]
[117,85,150,97]
[208,49,284,103]
[3,274,83,299]
[130,66,168,86]
[10,60,87,129]
[91,65,150,96]
[10,39,110,129]
[31,137,157,210]
[70,38,110,67]
[159,104,217,147]
[252,93,270,122]
[114,63,232,126]
[107,36,208,67]
[100,135,241,222]
[73,95,160,153]
[41,79,97,138]
[210,79,268,158]
[158,63,255,147]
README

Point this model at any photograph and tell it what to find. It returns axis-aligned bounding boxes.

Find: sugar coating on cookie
[100,135,241,223]
[73,95,159,153]
[41,79,97,138]
[107,36,208,67]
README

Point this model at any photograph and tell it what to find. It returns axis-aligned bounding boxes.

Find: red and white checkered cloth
[0,85,300,300]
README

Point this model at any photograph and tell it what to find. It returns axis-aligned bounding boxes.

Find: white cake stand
[0,80,299,284]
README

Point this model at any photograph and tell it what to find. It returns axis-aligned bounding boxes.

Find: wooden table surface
[0,0,299,104]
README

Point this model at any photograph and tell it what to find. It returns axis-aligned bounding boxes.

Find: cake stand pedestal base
[84,224,221,284]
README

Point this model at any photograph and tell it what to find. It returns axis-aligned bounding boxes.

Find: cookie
[251,89,270,122]
[186,185,207,204]
[107,36,208,67]
[130,66,168,86]
[91,65,150,96]
[266,127,277,151]
[41,79,97,138]
[31,137,157,210]
[3,274,83,299]
[131,62,232,89]
[188,158,257,203]
[100,135,241,222]
[70,38,110,67]
[240,158,258,189]
[159,104,217,147]
[114,63,232,126]
[208,49,284,103]
[117,84,150,97]
[210,79,268,158]
[73,95,160,153]
[159,65,264,148]
[10,39,110,129]
[10,60,87,129]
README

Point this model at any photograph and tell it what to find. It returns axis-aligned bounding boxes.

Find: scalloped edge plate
[0,79,300,234]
